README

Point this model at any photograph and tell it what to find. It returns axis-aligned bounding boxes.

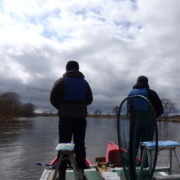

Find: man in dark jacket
[50,61,93,179]
[128,75,163,161]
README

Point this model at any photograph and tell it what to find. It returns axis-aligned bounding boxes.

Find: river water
[0,116,180,180]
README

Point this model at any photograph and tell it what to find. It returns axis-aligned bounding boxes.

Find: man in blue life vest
[50,61,93,180]
[128,75,163,165]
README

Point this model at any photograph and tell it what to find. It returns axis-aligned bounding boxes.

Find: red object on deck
[106,141,141,165]
[50,157,58,165]
[85,158,92,166]
[106,141,126,165]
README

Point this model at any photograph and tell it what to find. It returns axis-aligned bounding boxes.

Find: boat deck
[64,169,99,180]
[56,167,170,180]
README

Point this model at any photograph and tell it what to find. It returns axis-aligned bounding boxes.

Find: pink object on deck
[106,141,141,165]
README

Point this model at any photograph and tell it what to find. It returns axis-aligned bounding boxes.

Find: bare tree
[22,103,35,117]
[94,109,102,116]
[0,92,35,119]
[0,92,21,117]
[112,106,119,116]
[161,98,177,119]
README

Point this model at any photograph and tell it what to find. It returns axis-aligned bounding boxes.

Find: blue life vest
[128,88,150,110]
[64,77,87,100]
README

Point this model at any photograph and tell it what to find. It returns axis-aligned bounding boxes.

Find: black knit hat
[66,61,79,71]
[133,75,149,88]
[137,75,148,85]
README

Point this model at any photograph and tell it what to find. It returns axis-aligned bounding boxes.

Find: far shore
[1,113,180,123]
[34,113,180,123]
[158,117,180,123]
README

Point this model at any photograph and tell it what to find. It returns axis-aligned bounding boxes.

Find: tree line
[0,92,35,120]
[94,98,178,120]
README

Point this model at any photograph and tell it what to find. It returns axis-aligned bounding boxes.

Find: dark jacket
[50,70,93,117]
[129,83,163,118]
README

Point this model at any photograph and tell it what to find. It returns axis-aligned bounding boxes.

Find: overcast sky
[0,0,180,113]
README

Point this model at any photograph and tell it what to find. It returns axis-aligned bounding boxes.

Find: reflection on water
[157,121,180,170]
[158,121,180,140]
[0,117,58,180]
[0,117,180,180]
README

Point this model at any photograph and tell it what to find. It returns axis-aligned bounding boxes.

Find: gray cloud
[0,0,180,113]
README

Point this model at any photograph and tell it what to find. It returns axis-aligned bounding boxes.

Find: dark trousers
[134,111,155,167]
[58,117,87,169]
[135,111,155,154]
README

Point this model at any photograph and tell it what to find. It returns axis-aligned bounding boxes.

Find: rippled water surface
[0,116,180,180]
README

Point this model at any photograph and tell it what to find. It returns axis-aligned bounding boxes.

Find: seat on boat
[140,140,180,175]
